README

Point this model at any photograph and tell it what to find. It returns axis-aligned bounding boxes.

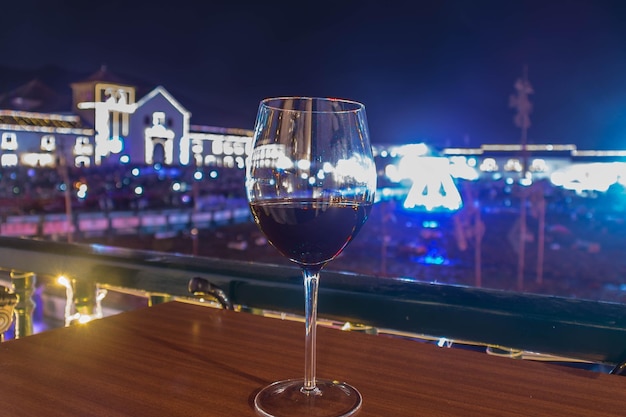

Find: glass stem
[302,267,321,393]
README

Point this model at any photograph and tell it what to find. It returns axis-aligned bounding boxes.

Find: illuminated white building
[0,67,252,169]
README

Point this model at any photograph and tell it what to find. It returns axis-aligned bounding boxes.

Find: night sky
[3,0,626,149]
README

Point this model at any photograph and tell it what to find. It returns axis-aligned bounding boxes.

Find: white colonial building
[0,66,252,170]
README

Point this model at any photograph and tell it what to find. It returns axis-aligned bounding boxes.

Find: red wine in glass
[246,97,376,417]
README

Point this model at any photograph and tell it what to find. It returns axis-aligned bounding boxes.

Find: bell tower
[70,66,137,165]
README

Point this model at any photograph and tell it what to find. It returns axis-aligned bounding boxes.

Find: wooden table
[1,301,624,416]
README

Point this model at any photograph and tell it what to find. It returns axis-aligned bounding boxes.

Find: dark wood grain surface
[1,301,624,416]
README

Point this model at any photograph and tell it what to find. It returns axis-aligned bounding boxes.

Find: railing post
[57,276,106,325]
[72,278,96,321]
[0,286,18,342]
[10,271,36,339]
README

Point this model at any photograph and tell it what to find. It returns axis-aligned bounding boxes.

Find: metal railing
[0,202,251,240]
[0,235,624,373]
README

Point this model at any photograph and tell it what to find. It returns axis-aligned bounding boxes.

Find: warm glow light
[58,275,75,327]
[56,275,107,326]
[76,183,88,199]
[57,275,71,288]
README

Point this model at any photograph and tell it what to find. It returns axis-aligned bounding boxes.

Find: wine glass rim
[260,96,365,113]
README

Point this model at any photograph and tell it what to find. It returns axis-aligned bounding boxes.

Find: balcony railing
[0,235,625,374]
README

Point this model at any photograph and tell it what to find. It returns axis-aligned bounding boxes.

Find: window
[233,142,246,156]
[74,137,94,156]
[479,158,498,172]
[191,139,203,155]
[75,155,91,168]
[1,154,18,166]
[41,135,56,152]
[212,140,224,155]
[223,155,235,168]
[152,112,166,126]
[1,133,17,151]
[504,158,522,172]
[204,155,218,166]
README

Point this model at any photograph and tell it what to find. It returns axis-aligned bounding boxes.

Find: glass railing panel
[0,235,623,373]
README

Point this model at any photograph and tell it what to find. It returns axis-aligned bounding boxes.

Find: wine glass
[246,97,377,417]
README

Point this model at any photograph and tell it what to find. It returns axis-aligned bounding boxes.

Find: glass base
[254,378,362,417]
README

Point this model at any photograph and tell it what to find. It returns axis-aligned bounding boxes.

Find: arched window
[1,133,17,150]
[41,135,56,151]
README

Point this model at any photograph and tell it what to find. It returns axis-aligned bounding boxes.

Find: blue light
[417,254,450,265]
